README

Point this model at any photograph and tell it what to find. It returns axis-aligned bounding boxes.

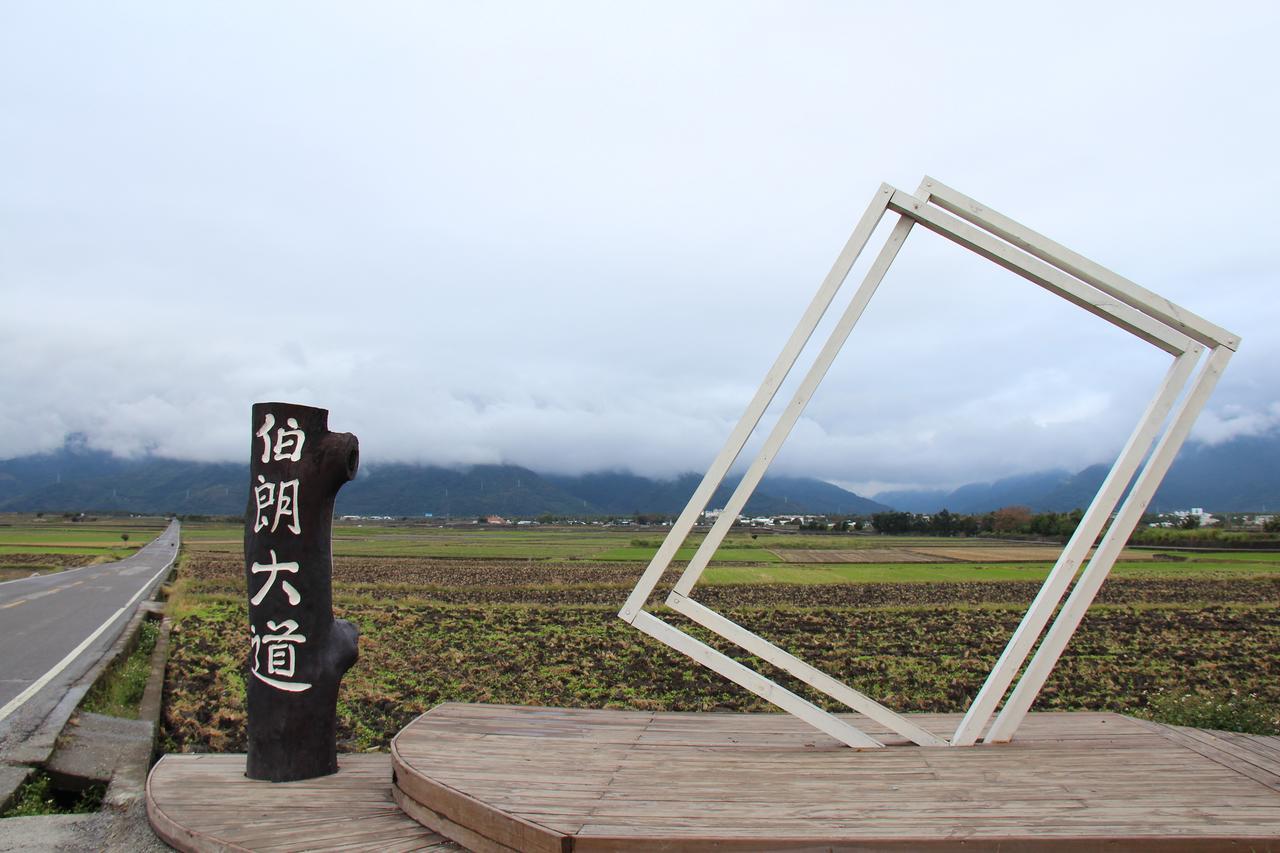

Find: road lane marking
[1,600,26,609]
[0,543,178,726]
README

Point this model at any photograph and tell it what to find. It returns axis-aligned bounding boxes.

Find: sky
[2,2,1277,496]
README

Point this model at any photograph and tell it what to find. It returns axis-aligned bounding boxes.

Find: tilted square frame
[619,177,1239,748]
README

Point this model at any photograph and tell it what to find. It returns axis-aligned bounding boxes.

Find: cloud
[1,2,1276,490]
[1192,402,1280,446]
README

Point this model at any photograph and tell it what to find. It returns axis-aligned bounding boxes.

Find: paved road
[0,520,180,755]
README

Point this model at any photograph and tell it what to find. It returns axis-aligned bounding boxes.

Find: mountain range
[0,440,889,518]
[0,430,1275,518]
[875,430,1280,514]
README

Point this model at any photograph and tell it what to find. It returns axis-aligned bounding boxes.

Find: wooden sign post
[244,402,360,781]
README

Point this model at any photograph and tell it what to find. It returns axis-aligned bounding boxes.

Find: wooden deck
[392,703,1280,852]
[146,752,460,852]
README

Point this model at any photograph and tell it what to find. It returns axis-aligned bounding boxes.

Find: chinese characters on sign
[249,413,312,693]
[251,620,309,692]
[255,413,306,462]
[244,401,360,781]
[253,476,300,534]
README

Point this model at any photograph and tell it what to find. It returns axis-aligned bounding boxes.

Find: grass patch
[0,545,135,558]
[81,619,159,719]
[1,771,104,818]
[1144,689,1279,735]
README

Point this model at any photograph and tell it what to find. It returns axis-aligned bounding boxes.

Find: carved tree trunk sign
[244,402,359,781]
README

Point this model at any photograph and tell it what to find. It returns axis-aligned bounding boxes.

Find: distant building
[1165,507,1219,526]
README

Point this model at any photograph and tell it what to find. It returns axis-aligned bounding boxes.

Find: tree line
[870,506,1085,537]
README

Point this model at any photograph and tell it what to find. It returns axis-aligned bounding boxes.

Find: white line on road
[0,543,177,725]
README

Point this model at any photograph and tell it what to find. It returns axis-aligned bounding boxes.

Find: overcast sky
[2,2,1276,495]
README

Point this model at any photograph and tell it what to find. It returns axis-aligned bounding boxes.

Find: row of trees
[869,507,1086,538]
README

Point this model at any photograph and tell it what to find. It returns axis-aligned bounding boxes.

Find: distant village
[340,507,1280,535]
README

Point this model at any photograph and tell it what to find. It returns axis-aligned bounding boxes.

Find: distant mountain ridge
[2,429,1274,517]
[0,443,889,518]
[874,430,1280,514]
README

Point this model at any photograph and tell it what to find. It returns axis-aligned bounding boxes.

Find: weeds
[1,772,104,818]
[1145,689,1280,735]
[81,619,159,719]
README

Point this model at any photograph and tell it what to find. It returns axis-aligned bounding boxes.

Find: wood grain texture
[392,704,1280,852]
[244,402,360,781]
[146,753,460,852]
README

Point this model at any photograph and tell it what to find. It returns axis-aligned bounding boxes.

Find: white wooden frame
[618,177,1238,748]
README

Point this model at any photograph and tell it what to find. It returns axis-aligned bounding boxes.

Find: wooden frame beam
[619,177,1239,749]
[618,184,895,623]
[984,344,1235,742]
[918,177,1240,351]
[950,344,1203,745]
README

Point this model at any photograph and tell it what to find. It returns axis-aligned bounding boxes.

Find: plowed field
[163,541,1280,754]
[162,598,1280,754]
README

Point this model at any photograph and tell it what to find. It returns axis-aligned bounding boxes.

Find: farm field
[160,521,1280,753]
[0,515,166,579]
[184,523,782,562]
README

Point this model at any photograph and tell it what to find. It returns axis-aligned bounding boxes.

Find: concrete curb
[39,602,174,801]
[104,614,172,808]
[0,767,30,815]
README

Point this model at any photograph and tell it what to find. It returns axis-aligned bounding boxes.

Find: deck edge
[392,727,570,853]
[146,754,253,853]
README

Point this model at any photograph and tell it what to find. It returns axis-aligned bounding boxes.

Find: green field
[0,516,167,574]
[0,519,163,549]
[185,523,784,562]
[175,519,1280,584]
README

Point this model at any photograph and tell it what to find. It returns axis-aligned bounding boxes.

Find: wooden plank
[1151,724,1280,793]
[387,704,1280,850]
[1211,731,1280,766]
[145,753,457,853]
[393,741,574,853]
[391,787,524,853]
[574,836,1274,853]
